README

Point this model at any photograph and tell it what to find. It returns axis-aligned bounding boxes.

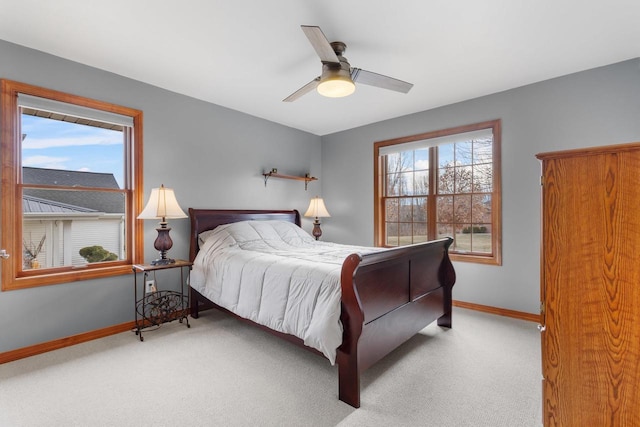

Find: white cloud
[22,155,70,169]
[415,159,429,169]
[22,135,121,150]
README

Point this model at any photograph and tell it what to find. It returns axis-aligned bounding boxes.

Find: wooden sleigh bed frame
[188,208,456,408]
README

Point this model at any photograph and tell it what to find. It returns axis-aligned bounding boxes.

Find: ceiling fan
[283,25,414,102]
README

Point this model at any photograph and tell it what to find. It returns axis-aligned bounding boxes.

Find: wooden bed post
[338,352,361,408]
[190,287,200,319]
[436,245,456,328]
[337,253,365,408]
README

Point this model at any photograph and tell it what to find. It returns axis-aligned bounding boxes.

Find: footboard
[336,237,456,408]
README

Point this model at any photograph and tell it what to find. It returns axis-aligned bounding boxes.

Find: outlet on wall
[145,279,156,293]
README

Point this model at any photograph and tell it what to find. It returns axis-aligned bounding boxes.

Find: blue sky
[21,114,125,187]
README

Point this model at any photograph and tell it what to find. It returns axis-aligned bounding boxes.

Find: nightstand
[132,259,192,341]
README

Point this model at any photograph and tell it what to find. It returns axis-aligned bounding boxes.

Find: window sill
[449,252,501,266]
[3,264,135,291]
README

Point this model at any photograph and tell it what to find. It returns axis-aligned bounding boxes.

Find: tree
[384,139,492,244]
[436,138,492,228]
[79,245,118,263]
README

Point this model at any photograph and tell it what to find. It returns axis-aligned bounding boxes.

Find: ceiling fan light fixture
[317,68,355,98]
[284,26,413,102]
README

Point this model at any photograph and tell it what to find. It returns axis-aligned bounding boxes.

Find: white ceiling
[1,1,639,136]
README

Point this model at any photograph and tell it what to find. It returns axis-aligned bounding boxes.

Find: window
[374,120,501,265]
[1,79,144,290]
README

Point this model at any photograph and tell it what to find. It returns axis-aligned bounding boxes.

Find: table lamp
[304,196,331,240]
[138,184,187,265]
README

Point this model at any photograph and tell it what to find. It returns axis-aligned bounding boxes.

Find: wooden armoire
[536,143,640,426]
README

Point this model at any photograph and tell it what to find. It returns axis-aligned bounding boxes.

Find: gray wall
[2,37,639,354]
[0,40,322,353]
[320,58,640,314]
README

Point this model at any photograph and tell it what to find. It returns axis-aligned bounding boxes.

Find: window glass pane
[470,224,492,254]
[398,222,413,245]
[397,172,413,196]
[385,198,399,222]
[385,152,400,170]
[473,163,492,192]
[386,222,399,246]
[412,197,427,222]
[453,194,472,223]
[437,195,453,222]
[21,114,125,187]
[22,188,125,270]
[472,194,492,223]
[455,224,473,251]
[400,198,412,221]
[455,166,473,193]
[387,151,414,173]
[473,139,493,163]
[438,167,455,194]
[455,141,473,166]
[414,148,429,171]
[386,173,400,196]
[438,144,454,168]
[414,170,429,195]
[400,151,414,171]
[413,222,428,243]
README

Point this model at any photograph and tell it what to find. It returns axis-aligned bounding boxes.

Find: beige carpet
[0,307,541,426]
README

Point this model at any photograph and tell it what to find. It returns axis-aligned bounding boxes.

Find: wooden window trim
[374,119,502,266]
[1,79,144,290]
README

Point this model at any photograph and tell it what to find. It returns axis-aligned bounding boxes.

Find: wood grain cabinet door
[537,145,640,427]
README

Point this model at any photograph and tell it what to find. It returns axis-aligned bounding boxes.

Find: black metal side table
[132,259,192,341]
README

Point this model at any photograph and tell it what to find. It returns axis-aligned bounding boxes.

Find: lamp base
[312,218,322,240]
[151,223,175,266]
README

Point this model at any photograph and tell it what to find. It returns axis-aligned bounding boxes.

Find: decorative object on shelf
[138,184,187,265]
[304,196,331,240]
[262,170,317,190]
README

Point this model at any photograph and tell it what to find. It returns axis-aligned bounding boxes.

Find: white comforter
[190,220,378,364]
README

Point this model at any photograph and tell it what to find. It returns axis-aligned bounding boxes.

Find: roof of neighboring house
[23,167,120,188]
[23,194,97,214]
[22,167,124,214]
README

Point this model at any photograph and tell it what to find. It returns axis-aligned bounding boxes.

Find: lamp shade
[317,63,355,98]
[304,197,331,218]
[138,185,187,221]
[317,77,355,98]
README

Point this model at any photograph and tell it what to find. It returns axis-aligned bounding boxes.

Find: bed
[188,208,456,408]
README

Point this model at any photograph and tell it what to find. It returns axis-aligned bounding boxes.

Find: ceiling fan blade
[283,77,321,102]
[301,25,340,64]
[351,68,413,94]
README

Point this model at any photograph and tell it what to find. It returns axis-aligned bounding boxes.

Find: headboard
[188,208,301,261]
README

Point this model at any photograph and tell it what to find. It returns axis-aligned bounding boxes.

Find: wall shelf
[263,171,317,190]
